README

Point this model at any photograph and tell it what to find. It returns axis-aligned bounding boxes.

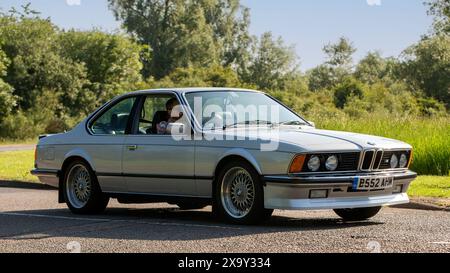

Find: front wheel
[63,160,109,214]
[334,207,382,221]
[214,160,273,225]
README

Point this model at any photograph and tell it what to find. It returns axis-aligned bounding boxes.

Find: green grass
[317,116,450,176]
[409,176,450,198]
[1,150,449,199]
[0,150,38,182]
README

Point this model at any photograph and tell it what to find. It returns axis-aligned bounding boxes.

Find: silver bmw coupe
[31,88,417,224]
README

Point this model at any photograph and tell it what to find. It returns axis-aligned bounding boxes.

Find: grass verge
[0,150,38,182]
[408,176,450,198]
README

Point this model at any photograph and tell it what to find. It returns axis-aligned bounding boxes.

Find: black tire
[63,160,109,214]
[176,202,208,210]
[334,206,382,221]
[214,160,273,225]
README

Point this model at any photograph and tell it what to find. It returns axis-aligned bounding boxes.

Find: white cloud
[366,0,382,6]
[66,0,81,6]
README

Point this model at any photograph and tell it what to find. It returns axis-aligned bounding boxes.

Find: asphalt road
[0,185,449,253]
[0,144,35,152]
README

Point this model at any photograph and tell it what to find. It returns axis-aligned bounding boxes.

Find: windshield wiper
[278,120,309,126]
[223,120,273,130]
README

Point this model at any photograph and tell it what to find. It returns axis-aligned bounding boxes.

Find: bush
[0,79,16,122]
[0,111,37,140]
[333,78,365,108]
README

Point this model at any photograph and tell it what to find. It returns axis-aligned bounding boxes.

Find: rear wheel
[214,160,273,225]
[63,160,109,214]
[334,207,382,221]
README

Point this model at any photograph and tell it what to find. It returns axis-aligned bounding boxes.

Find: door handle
[127,145,138,151]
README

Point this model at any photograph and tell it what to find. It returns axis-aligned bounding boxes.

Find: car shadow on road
[1,206,384,242]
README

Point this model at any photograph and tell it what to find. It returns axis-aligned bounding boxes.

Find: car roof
[127,87,264,95]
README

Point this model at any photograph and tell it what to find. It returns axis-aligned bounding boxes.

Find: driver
[156,98,184,135]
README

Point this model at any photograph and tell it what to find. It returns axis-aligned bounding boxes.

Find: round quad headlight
[390,154,399,169]
[399,154,408,168]
[325,155,339,171]
[307,155,321,172]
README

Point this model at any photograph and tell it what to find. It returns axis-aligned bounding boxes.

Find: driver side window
[90,97,136,135]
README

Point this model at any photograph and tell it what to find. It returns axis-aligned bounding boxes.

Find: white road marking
[0,212,241,230]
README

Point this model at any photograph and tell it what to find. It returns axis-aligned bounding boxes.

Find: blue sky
[0,0,433,70]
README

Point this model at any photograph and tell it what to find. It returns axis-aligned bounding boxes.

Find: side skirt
[105,192,212,205]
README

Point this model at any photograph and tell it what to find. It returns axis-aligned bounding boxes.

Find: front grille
[361,151,374,170]
[360,149,412,170]
[373,150,383,169]
[339,153,360,171]
[302,152,360,172]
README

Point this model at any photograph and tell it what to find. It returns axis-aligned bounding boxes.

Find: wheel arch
[212,149,262,198]
[58,153,95,203]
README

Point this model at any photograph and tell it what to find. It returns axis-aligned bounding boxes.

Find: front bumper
[262,170,417,210]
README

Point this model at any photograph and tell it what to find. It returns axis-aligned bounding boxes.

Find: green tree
[323,37,356,69]
[108,0,251,79]
[241,32,298,90]
[0,16,88,114]
[400,35,450,106]
[354,51,391,84]
[426,0,450,35]
[0,49,16,121]
[58,30,146,110]
[153,65,242,87]
[308,37,356,91]
[307,65,342,91]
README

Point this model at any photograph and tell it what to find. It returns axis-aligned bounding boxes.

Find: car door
[122,92,196,195]
[87,95,139,193]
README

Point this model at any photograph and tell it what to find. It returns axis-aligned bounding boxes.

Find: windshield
[184,91,307,130]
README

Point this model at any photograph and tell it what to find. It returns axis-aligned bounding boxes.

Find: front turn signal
[289,154,306,173]
[407,149,414,168]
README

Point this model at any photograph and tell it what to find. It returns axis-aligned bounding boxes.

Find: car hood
[218,126,412,152]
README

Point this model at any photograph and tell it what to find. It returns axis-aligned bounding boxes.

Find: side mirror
[308,121,316,128]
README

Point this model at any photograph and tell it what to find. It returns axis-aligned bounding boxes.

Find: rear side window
[90,97,136,135]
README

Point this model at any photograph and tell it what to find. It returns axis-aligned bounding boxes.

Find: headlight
[390,154,398,169]
[399,154,408,168]
[307,155,321,172]
[325,155,338,171]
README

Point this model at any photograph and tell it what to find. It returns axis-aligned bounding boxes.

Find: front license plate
[353,176,394,191]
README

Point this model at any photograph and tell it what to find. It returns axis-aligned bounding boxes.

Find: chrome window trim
[86,90,197,137]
